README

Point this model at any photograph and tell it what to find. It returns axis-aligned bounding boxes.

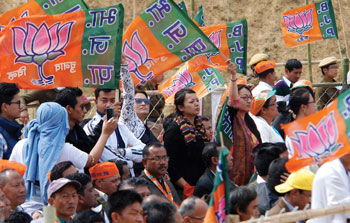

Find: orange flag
[122,0,219,87]
[158,63,225,104]
[0,0,88,31]
[0,5,124,89]
[188,19,248,75]
[282,0,338,48]
[283,89,350,172]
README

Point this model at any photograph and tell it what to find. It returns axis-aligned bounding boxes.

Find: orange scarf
[144,170,179,207]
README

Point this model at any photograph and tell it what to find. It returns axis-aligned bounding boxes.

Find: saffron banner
[283,89,350,172]
[204,147,231,223]
[0,0,88,31]
[0,4,124,89]
[282,0,338,48]
[122,0,219,86]
[188,19,248,75]
[158,62,225,103]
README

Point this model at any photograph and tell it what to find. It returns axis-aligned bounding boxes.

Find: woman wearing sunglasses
[226,60,261,186]
[119,56,159,145]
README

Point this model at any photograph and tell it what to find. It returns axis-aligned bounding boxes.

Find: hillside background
[2,0,350,117]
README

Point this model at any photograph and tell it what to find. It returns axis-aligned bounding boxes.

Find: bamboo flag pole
[306,0,313,82]
[240,203,350,223]
[337,0,350,59]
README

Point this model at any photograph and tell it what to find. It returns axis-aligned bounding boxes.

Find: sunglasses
[135,98,151,105]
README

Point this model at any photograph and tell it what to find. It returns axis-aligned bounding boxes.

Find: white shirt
[9,139,88,215]
[84,113,145,164]
[252,115,284,143]
[310,159,350,223]
[252,81,273,97]
[10,139,88,171]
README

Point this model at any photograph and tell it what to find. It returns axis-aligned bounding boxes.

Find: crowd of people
[0,53,347,223]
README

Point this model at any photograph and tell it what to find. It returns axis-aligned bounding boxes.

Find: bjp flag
[282,0,338,48]
[0,0,88,31]
[122,0,219,87]
[158,62,225,103]
[0,4,124,89]
[188,19,248,75]
[204,147,231,223]
[283,88,350,172]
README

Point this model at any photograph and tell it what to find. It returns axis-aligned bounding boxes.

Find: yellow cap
[275,169,314,193]
[248,53,269,66]
[319,56,337,68]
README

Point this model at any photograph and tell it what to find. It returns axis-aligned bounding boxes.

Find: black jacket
[163,122,206,187]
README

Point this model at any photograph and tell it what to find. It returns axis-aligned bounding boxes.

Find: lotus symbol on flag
[206,30,222,64]
[12,22,74,86]
[283,9,313,42]
[290,112,342,163]
[123,31,153,84]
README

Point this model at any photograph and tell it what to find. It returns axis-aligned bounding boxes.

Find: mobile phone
[106,107,114,120]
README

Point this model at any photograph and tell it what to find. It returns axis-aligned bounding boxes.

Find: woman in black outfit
[163,88,210,195]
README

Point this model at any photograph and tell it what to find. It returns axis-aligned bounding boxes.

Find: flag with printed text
[188,19,248,74]
[204,147,231,223]
[177,1,188,15]
[215,96,233,151]
[284,89,350,172]
[0,0,88,31]
[282,0,338,48]
[0,4,124,89]
[158,62,225,103]
[193,4,205,27]
[122,0,219,86]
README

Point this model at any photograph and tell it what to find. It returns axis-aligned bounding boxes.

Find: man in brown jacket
[268,169,314,217]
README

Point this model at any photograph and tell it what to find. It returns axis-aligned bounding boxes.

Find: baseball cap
[0,160,27,176]
[254,61,276,74]
[89,162,119,181]
[250,90,276,116]
[48,178,81,198]
[290,79,313,91]
[275,169,314,193]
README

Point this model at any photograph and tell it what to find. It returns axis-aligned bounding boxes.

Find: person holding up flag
[226,60,261,186]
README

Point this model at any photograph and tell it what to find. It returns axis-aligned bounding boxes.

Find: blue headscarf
[22,102,69,203]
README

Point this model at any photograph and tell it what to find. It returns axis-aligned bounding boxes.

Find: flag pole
[337,0,350,59]
[306,0,313,82]
[219,132,224,148]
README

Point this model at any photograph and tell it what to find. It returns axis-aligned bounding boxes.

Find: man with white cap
[315,56,340,109]
[268,169,314,217]
[47,178,81,223]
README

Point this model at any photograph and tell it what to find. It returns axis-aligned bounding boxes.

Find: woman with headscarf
[163,88,210,196]
[226,60,262,186]
[9,102,116,206]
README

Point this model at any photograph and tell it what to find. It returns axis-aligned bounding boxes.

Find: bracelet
[230,78,237,82]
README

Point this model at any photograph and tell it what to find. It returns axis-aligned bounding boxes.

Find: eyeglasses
[147,156,169,162]
[8,100,21,106]
[135,98,151,105]
[189,216,205,221]
[240,96,253,102]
